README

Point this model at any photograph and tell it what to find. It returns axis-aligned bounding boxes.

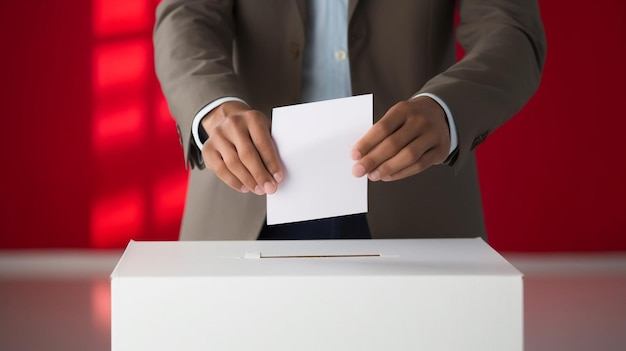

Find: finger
[202,145,249,193]
[381,148,441,181]
[249,122,284,186]
[207,136,261,194]
[227,111,280,194]
[366,133,433,181]
[352,116,427,178]
[351,108,406,161]
[353,130,419,178]
[212,114,273,195]
[234,135,278,195]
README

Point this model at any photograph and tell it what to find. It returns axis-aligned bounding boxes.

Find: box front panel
[111,275,522,351]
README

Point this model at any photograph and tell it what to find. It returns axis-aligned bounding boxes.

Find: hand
[201,101,284,195]
[351,96,451,182]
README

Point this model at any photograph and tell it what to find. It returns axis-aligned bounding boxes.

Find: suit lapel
[349,0,360,22]
[293,0,306,25]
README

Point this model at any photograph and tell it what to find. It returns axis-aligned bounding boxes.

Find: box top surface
[111,238,521,278]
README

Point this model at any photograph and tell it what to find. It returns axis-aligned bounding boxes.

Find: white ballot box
[111,238,523,351]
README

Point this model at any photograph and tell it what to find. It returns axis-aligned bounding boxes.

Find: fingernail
[353,164,366,177]
[351,150,362,160]
[273,172,283,184]
[240,185,249,193]
[254,185,264,195]
[263,182,276,194]
[368,170,381,181]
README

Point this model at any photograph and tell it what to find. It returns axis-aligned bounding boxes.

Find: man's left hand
[351,96,451,182]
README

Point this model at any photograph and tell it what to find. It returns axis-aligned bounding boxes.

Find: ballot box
[111,238,523,351]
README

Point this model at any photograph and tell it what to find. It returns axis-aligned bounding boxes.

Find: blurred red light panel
[93,102,145,151]
[153,172,188,226]
[91,190,145,248]
[93,40,150,91]
[93,0,151,37]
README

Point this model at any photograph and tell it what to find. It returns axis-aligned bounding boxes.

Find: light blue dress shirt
[299,0,352,102]
[192,1,457,157]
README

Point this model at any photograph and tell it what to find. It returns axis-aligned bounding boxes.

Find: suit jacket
[154,0,546,240]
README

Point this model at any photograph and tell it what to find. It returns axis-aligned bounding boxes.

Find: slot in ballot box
[111,238,523,351]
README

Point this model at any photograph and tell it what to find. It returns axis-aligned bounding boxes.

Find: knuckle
[254,135,273,150]
[360,157,378,172]
[376,163,392,176]
[221,152,239,168]
[377,120,396,136]
[243,110,268,124]
[393,101,415,117]
[404,112,426,128]
[202,141,219,156]
[237,145,256,161]
[222,116,242,129]
[386,136,405,151]
[202,149,220,167]
[406,146,423,162]
[212,162,229,177]
[391,100,408,112]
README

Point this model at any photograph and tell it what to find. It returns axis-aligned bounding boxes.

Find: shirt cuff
[191,97,249,151]
[411,93,458,157]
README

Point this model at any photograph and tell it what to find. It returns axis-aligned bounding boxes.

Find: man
[154,0,546,241]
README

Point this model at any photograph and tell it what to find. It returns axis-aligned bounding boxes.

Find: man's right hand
[201,101,284,195]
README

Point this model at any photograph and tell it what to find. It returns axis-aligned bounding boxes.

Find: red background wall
[0,1,624,252]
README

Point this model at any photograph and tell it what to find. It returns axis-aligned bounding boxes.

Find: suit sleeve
[154,0,244,169]
[418,0,547,172]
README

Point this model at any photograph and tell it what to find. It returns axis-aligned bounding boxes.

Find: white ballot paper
[267,94,372,225]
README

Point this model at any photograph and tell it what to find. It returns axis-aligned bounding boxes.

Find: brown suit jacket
[154,0,546,240]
